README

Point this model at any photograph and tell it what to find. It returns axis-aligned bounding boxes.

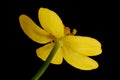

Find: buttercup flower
[19,7,102,70]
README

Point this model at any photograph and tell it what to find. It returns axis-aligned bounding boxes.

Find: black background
[12,0,117,80]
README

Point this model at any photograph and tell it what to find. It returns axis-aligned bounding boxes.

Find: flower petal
[38,8,64,38]
[19,15,53,44]
[36,43,63,64]
[63,46,99,70]
[63,36,102,56]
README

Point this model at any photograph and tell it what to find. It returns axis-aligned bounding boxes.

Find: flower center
[64,27,77,36]
[52,27,77,47]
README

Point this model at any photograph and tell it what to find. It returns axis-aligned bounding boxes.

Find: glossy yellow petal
[63,46,99,70]
[63,36,102,56]
[19,15,53,44]
[36,43,63,64]
[38,8,64,38]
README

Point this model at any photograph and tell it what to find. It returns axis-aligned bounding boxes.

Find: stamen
[71,29,77,35]
[64,27,77,36]
[64,27,70,35]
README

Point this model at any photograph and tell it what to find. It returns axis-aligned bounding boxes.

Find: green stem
[31,40,61,80]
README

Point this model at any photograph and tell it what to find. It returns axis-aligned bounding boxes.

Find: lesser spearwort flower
[19,7,102,80]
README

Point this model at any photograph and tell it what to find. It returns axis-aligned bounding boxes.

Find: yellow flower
[19,7,102,70]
